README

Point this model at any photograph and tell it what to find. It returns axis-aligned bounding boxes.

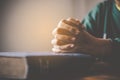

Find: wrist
[94,38,112,56]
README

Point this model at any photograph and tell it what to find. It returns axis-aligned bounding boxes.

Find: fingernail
[70,44,74,47]
[72,37,76,41]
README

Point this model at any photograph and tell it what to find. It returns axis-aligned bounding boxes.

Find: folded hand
[51,18,112,56]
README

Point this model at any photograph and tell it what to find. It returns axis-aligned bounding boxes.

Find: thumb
[78,23,85,31]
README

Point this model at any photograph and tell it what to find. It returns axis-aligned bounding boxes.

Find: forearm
[78,31,113,57]
[93,38,113,56]
[76,30,113,56]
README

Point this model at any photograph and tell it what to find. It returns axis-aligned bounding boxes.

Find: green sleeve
[82,0,120,53]
[81,2,104,37]
[81,0,120,63]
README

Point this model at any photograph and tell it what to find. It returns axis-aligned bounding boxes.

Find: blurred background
[0,0,104,52]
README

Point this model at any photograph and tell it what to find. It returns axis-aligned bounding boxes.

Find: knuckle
[52,48,59,53]
[55,28,62,34]
[67,18,80,26]
[51,39,58,45]
[61,19,66,23]
[60,19,67,25]
[51,39,55,45]
[55,34,64,40]
[54,34,76,43]
[56,40,64,45]
[52,28,58,35]
[67,17,74,21]
[57,28,70,35]
[54,34,59,39]
[71,37,76,41]
[52,38,66,45]
[70,28,79,34]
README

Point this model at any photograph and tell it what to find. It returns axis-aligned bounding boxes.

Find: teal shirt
[82,0,120,62]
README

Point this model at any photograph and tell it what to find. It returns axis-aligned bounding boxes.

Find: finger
[69,18,85,30]
[52,46,81,53]
[52,28,79,36]
[66,18,85,31]
[75,19,79,22]
[52,48,68,53]
[51,39,67,45]
[54,34,76,43]
[52,46,76,53]
[51,39,65,45]
[67,18,80,25]
[52,45,75,53]
[78,24,86,31]
[57,21,80,35]
[59,19,85,32]
[53,44,74,50]
[52,28,74,36]
[51,38,75,45]
[59,19,78,28]
[52,28,57,35]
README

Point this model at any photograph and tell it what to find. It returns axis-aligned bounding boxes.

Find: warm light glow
[2,0,73,52]
[1,0,103,52]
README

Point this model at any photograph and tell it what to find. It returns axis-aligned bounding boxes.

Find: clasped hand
[51,18,110,56]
